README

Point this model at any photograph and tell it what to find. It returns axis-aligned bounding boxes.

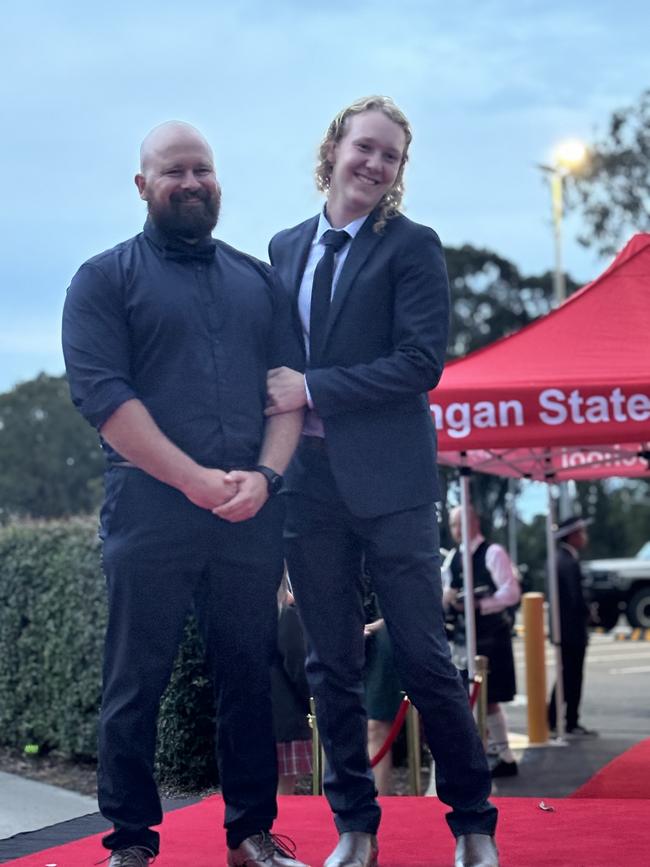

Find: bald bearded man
[62,122,308,867]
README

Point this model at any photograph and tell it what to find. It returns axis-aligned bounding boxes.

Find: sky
[1,0,649,401]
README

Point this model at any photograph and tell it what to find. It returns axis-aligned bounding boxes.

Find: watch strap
[253,464,283,495]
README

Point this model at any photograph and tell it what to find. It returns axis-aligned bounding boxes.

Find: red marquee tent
[432,233,650,481]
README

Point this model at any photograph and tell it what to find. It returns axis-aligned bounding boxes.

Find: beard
[147,186,221,241]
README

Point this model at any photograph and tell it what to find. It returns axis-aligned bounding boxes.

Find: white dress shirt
[443,534,521,614]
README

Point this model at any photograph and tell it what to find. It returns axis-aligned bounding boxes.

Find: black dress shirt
[62,220,304,468]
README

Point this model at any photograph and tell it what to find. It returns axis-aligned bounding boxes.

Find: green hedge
[0,519,217,790]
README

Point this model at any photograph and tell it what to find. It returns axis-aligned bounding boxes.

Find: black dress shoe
[108,847,156,866]
[490,758,518,778]
[566,724,598,737]
[455,834,499,867]
[323,832,378,867]
[227,832,311,867]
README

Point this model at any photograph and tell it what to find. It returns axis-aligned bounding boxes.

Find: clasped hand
[183,467,268,523]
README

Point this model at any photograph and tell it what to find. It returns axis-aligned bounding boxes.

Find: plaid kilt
[277,739,312,776]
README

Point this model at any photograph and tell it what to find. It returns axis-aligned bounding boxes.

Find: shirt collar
[456,533,485,555]
[143,218,217,263]
[560,541,579,559]
[315,208,368,245]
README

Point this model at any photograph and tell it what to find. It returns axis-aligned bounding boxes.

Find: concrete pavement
[0,771,98,840]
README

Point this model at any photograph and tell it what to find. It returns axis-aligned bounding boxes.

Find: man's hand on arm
[265,367,308,415]
[100,399,237,510]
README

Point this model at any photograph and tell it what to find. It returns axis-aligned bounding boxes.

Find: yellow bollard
[474,655,489,748]
[522,593,549,744]
[405,701,422,795]
[308,697,323,795]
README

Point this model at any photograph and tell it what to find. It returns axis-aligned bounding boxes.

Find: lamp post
[539,139,588,520]
[539,138,588,305]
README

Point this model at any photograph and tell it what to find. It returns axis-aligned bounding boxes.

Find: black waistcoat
[449,542,510,641]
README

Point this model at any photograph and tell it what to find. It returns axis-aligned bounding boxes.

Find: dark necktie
[309,229,350,365]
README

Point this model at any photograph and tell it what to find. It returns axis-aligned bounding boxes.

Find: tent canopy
[431,234,650,480]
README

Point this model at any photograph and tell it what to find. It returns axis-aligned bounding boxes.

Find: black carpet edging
[0,797,200,863]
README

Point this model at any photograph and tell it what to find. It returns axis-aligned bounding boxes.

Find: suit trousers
[548,640,587,731]
[284,447,497,838]
[98,468,283,853]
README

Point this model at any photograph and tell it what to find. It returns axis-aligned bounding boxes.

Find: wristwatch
[253,465,284,496]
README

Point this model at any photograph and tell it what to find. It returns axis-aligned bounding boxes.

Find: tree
[439,244,580,532]
[567,88,650,257]
[0,374,104,521]
[444,245,570,359]
[575,479,650,559]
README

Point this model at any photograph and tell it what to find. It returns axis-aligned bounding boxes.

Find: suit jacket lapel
[290,216,319,297]
[324,214,383,345]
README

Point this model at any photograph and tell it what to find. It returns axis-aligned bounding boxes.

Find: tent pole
[546,484,566,739]
[507,478,519,566]
[460,461,477,682]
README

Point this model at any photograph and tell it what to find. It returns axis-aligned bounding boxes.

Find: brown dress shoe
[227,832,311,867]
[323,832,379,867]
[455,834,499,867]
[107,846,156,866]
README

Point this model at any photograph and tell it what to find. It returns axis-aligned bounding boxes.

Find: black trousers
[98,469,284,853]
[284,446,497,839]
[548,640,587,731]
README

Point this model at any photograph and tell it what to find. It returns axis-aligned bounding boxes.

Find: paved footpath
[0,771,97,840]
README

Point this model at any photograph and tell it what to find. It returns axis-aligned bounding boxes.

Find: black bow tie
[162,239,217,263]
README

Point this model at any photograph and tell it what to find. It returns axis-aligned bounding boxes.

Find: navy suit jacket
[269,210,450,519]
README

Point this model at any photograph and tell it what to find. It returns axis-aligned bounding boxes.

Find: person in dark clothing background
[271,577,313,794]
[548,516,597,737]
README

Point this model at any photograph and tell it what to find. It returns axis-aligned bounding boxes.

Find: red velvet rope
[369,696,411,767]
[469,679,481,709]
[369,679,482,768]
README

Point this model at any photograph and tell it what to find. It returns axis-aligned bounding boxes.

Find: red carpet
[571,737,650,799]
[3,795,650,867]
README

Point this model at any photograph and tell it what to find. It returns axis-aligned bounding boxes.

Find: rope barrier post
[405,699,421,796]
[308,697,323,795]
[460,462,477,682]
[523,592,549,744]
[474,655,489,748]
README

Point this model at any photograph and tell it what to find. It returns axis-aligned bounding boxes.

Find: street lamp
[538,139,588,522]
[539,138,588,305]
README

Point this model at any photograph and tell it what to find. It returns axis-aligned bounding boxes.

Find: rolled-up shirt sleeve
[62,262,137,430]
[479,543,522,614]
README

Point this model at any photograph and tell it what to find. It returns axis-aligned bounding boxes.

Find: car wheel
[626,586,650,629]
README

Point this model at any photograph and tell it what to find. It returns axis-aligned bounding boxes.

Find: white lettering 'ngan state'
[431,388,650,440]
[430,399,524,439]
[538,388,650,426]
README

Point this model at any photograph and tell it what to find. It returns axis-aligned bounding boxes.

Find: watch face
[256,465,283,495]
[269,472,283,496]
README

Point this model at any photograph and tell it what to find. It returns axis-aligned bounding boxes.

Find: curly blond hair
[315,95,412,233]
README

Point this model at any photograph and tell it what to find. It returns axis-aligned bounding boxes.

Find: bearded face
[146,183,221,240]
